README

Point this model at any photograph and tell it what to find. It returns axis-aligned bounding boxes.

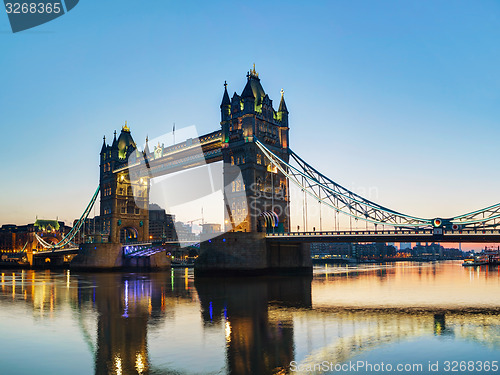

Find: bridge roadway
[31,228,500,263]
[33,247,80,256]
[266,229,500,243]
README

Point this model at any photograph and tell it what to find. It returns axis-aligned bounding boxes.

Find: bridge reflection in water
[1,265,500,374]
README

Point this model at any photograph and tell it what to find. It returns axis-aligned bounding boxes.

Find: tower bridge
[34,66,500,272]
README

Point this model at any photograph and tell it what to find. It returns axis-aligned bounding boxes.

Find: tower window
[257,153,262,165]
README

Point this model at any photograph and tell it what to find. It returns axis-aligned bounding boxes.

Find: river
[0,261,499,374]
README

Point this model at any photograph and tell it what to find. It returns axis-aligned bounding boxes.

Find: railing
[267,229,500,237]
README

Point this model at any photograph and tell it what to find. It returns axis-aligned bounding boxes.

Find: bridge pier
[32,253,66,268]
[70,243,170,271]
[195,232,312,276]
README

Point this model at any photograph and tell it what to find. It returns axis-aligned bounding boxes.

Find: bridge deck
[266,229,500,243]
[33,247,80,256]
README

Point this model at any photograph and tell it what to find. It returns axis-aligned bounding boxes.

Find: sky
[1,0,500,249]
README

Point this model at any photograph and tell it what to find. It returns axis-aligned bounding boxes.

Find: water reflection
[78,274,165,375]
[0,263,500,375]
[195,276,312,374]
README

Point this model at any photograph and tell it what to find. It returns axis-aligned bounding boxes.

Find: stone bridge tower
[221,67,290,233]
[99,124,150,244]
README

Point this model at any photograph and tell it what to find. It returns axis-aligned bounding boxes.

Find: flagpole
[173,122,176,145]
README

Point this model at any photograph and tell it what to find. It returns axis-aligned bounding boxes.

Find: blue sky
[1,0,500,231]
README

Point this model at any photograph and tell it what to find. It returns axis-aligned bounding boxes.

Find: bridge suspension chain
[255,139,432,228]
[255,139,500,229]
[448,203,500,228]
[35,186,100,250]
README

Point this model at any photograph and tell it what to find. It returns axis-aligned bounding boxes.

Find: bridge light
[433,219,442,227]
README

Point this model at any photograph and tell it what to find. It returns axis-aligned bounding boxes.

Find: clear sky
[1,0,500,248]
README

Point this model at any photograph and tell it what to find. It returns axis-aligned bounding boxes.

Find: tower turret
[221,81,231,121]
[100,135,107,155]
[277,88,289,127]
[143,136,151,158]
[110,130,119,159]
[241,75,255,114]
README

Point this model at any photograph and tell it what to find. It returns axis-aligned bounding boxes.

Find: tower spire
[100,135,107,154]
[221,80,230,108]
[111,130,118,149]
[122,121,130,132]
[278,88,288,114]
[144,135,150,156]
[250,63,259,78]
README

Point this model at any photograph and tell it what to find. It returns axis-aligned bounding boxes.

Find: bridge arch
[120,227,138,243]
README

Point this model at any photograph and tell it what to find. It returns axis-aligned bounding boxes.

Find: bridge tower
[221,67,290,233]
[99,124,150,243]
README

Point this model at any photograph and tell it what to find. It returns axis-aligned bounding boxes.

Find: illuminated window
[231,156,234,165]
[257,153,262,165]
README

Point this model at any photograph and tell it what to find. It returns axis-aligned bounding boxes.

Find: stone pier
[195,232,312,276]
[70,243,170,271]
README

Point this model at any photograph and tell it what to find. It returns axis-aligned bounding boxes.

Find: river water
[1,261,499,375]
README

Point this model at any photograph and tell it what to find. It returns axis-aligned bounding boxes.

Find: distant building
[310,243,352,258]
[148,204,175,241]
[356,243,397,259]
[201,223,222,234]
[175,222,198,241]
[399,242,412,250]
[0,221,71,252]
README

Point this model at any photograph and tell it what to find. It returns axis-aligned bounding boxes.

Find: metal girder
[450,204,500,228]
[35,186,100,249]
[255,139,500,230]
[255,139,431,228]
